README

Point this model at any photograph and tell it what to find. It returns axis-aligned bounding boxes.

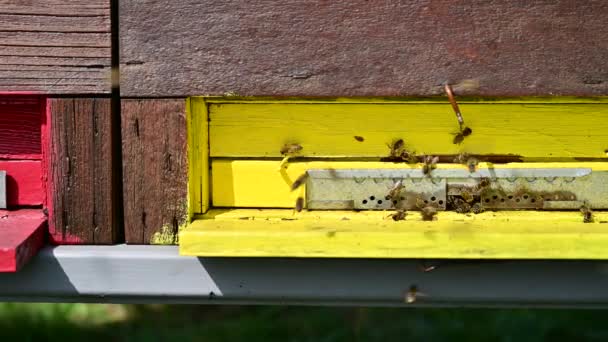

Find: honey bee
[461,190,475,203]
[452,127,472,145]
[386,180,404,200]
[445,83,473,145]
[388,139,405,158]
[581,205,594,223]
[279,143,303,170]
[354,136,365,142]
[453,153,477,172]
[291,172,309,191]
[280,143,303,156]
[453,198,471,214]
[471,203,484,214]
[422,155,439,176]
[387,209,407,221]
[475,177,491,191]
[421,205,438,221]
[405,285,426,304]
[295,197,304,212]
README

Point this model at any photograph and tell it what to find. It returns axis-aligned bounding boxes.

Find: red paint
[0,96,42,156]
[48,232,83,245]
[0,209,46,272]
[0,161,43,206]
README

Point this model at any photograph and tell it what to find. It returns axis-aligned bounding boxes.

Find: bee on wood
[291,172,309,191]
[280,143,303,156]
[388,139,405,158]
[581,205,594,223]
[421,205,438,221]
[279,143,303,170]
[453,153,477,172]
[445,84,473,145]
[387,209,407,221]
[452,127,472,145]
[422,155,439,176]
[295,197,304,212]
[386,180,404,200]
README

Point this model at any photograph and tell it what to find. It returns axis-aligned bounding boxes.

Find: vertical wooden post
[121,99,188,244]
[47,98,116,244]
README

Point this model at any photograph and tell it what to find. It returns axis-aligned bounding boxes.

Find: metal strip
[307,168,607,210]
[0,170,5,209]
[307,168,591,179]
[3,245,608,307]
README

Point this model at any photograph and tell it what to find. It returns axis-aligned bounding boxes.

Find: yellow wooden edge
[210,160,608,209]
[195,96,608,104]
[180,209,608,259]
[187,97,210,219]
[206,102,608,158]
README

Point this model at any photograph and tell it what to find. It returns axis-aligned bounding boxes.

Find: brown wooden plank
[120,0,608,97]
[47,98,115,244]
[0,1,110,94]
[121,99,187,244]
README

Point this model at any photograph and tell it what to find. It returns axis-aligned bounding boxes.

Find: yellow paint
[207,102,608,158]
[184,97,608,259]
[180,209,608,259]
[187,97,209,218]
[211,160,608,208]
[201,96,608,104]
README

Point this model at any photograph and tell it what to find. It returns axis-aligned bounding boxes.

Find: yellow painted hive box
[180,96,608,259]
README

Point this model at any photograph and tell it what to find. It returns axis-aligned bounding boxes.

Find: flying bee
[295,197,304,212]
[421,205,438,221]
[405,285,427,304]
[387,209,407,221]
[291,172,309,191]
[581,205,594,223]
[386,180,404,200]
[280,143,303,156]
[422,155,439,176]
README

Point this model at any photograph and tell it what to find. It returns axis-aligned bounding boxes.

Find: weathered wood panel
[0,0,111,94]
[47,98,115,244]
[120,0,608,97]
[121,99,188,244]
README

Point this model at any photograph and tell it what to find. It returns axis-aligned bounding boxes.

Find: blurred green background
[2,304,608,341]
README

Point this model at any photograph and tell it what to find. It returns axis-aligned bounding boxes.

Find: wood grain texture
[0,0,110,94]
[121,99,188,244]
[47,98,115,244]
[207,100,608,159]
[0,96,41,156]
[120,0,608,97]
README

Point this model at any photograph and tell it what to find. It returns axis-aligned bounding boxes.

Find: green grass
[2,304,608,341]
